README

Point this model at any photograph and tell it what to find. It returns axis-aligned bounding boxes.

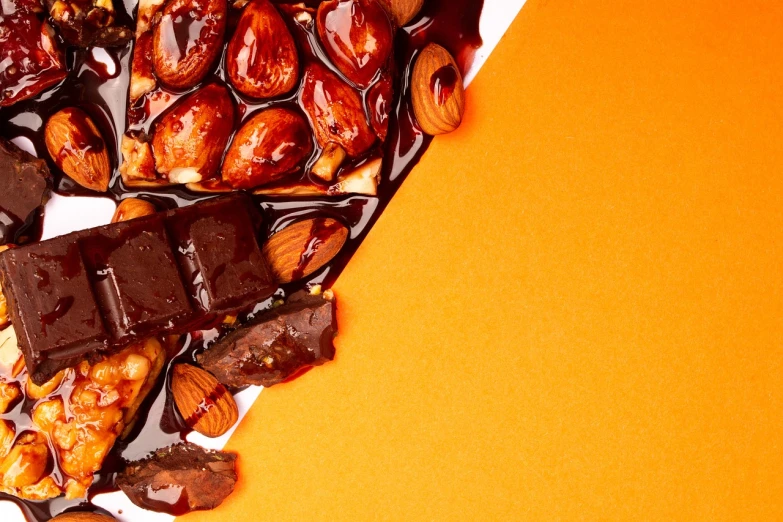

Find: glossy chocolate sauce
[0,0,484,519]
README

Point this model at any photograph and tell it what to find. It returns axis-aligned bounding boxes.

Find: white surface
[1,1,526,519]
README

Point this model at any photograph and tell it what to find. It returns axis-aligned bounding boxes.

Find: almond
[227,0,299,99]
[262,218,349,283]
[222,107,312,189]
[50,513,117,521]
[152,0,227,89]
[111,198,157,223]
[119,134,157,183]
[171,364,238,438]
[317,0,394,88]
[376,0,423,26]
[411,43,465,135]
[300,62,376,157]
[311,142,346,182]
[44,108,110,192]
[152,83,235,184]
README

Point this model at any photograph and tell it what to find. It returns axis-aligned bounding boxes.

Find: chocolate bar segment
[166,197,274,315]
[80,215,194,344]
[0,139,52,245]
[1,240,108,383]
[0,194,276,384]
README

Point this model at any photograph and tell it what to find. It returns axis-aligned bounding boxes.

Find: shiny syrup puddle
[0,0,485,519]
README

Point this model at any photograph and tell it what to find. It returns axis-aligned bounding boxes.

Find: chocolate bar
[0,139,52,245]
[0,194,276,384]
[197,293,337,388]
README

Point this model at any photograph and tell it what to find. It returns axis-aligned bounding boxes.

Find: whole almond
[44,108,110,192]
[152,83,235,184]
[50,513,116,521]
[171,364,238,438]
[153,0,227,89]
[111,198,157,223]
[317,0,394,88]
[411,43,465,135]
[222,107,313,189]
[227,0,299,99]
[262,218,349,284]
[300,63,376,157]
[376,0,423,26]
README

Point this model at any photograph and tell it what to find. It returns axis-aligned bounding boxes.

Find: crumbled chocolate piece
[117,443,237,515]
[45,0,132,47]
[0,139,52,245]
[197,293,337,388]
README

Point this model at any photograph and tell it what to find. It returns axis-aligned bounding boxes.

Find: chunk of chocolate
[0,194,276,384]
[45,0,132,47]
[197,293,337,388]
[166,197,273,315]
[0,139,52,245]
[80,216,193,344]
[117,443,237,515]
[1,239,108,382]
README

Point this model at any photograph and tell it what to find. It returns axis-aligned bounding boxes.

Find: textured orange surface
[180,1,783,520]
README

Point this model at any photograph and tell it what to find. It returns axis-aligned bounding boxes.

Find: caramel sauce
[0,0,485,519]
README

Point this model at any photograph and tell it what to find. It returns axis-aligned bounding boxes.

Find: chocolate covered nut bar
[197,292,336,388]
[0,194,276,384]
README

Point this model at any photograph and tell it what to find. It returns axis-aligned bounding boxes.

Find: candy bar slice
[197,293,336,388]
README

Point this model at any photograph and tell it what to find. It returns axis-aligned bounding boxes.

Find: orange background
[182,1,783,520]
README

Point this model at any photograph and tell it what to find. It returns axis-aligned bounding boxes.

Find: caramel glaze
[0,0,484,519]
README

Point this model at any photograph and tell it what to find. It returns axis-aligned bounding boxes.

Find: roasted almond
[222,107,313,189]
[300,62,376,157]
[227,0,299,99]
[152,0,227,89]
[317,0,394,88]
[50,513,117,521]
[119,134,157,183]
[411,43,465,135]
[152,83,235,184]
[171,364,238,438]
[44,108,110,192]
[376,0,423,26]
[111,198,157,223]
[262,218,349,284]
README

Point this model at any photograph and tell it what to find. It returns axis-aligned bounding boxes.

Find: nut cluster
[111,0,464,196]
[0,333,164,500]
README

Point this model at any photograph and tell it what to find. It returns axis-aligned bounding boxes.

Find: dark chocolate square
[0,239,107,383]
[80,215,194,343]
[166,197,276,314]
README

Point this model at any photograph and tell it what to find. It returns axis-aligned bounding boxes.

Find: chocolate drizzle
[0,0,485,519]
